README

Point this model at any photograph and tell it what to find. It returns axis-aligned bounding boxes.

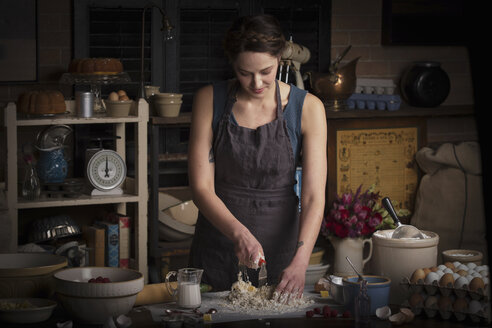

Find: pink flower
[322,184,383,239]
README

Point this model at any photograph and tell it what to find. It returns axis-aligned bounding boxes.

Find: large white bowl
[158,210,195,241]
[163,200,198,226]
[0,253,67,298]
[54,267,144,324]
[305,263,330,286]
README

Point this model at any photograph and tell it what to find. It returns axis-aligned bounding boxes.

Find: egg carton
[356,78,397,95]
[400,277,489,301]
[346,93,401,111]
[402,291,491,324]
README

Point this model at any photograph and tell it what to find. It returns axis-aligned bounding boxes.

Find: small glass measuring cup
[165,268,204,308]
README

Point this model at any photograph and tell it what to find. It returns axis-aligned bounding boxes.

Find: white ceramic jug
[330,237,372,277]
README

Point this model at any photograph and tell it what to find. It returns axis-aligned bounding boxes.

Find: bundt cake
[17,90,66,115]
[68,58,123,75]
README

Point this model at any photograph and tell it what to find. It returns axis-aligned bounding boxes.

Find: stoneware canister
[369,229,439,305]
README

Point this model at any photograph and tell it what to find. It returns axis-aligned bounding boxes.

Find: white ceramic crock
[369,229,439,305]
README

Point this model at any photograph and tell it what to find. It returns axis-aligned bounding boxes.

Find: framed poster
[326,118,426,212]
[0,0,37,82]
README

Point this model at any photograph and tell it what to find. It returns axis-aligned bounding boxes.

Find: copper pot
[306,56,360,109]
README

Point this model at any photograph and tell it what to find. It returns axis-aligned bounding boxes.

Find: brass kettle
[306,56,360,109]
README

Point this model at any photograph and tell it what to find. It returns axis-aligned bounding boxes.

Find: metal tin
[75,91,94,117]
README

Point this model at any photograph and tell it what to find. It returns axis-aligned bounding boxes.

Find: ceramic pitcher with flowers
[329,236,372,277]
[322,185,386,277]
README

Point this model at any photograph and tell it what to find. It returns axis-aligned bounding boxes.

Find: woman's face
[233,51,279,98]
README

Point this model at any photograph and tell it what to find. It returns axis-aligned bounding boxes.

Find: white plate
[0,298,57,323]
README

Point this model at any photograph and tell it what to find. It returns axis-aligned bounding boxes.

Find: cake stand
[59,72,131,113]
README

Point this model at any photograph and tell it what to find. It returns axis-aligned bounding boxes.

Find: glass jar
[22,158,41,200]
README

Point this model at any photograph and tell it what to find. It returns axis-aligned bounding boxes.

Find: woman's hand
[234,227,264,268]
[274,259,307,302]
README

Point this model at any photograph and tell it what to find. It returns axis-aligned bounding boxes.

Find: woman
[188,14,327,300]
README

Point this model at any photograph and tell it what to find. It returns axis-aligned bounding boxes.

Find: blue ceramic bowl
[342,275,391,315]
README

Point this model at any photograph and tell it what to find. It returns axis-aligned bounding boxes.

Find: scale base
[91,187,123,196]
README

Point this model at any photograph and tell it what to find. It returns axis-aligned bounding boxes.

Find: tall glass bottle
[22,156,41,200]
[355,279,371,327]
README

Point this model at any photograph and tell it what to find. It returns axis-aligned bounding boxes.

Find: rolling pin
[135,282,213,306]
[135,282,176,305]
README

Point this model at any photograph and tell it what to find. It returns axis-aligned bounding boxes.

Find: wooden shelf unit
[148,112,192,283]
[3,100,149,281]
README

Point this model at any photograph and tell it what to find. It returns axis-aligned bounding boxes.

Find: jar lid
[413,61,441,68]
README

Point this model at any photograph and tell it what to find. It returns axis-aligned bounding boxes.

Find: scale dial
[86,149,126,191]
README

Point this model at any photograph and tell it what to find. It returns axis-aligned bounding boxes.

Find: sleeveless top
[212,79,307,166]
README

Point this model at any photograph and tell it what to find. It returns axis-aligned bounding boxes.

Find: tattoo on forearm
[208,148,215,163]
[297,241,304,249]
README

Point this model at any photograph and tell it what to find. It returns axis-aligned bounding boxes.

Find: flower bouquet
[321,185,407,239]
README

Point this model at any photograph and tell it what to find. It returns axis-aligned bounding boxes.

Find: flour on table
[219,272,313,315]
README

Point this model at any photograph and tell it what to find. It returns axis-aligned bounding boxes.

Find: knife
[258,258,267,287]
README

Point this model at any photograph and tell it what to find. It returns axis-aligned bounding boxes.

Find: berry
[342,310,351,318]
[306,310,314,318]
[102,277,111,283]
[322,305,331,315]
[88,278,96,283]
[323,311,331,318]
[330,309,338,318]
[313,307,321,314]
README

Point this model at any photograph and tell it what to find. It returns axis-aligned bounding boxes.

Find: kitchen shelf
[148,112,192,283]
[3,99,149,281]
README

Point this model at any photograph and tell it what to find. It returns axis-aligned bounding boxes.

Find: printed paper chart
[336,127,419,210]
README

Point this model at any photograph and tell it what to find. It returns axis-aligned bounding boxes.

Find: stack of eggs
[401,261,490,323]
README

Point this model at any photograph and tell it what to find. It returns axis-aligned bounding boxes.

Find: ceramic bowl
[54,267,144,324]
[105,99,133,117]
[342,275,391,315]
[370,229,439,305]
[163,200,198,226]
[0,298,57,323]
[305,263,330,286]
[442,249,483,265]
[309,246,325,265]
[0,253,67,298]
[158,209,195,241]
[155,101,182,117]
[154,92,183,100]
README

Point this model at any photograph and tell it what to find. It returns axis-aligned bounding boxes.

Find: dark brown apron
[190,80,299,291]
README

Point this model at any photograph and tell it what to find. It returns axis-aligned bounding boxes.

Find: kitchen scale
[85,137,126,196]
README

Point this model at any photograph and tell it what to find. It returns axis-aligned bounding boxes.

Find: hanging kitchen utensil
[382,197,424,239]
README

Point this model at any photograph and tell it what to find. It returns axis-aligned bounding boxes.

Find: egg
[439,273,454,287]
[376,306,391,319]
[437,264,447,271]
[422,267,431,276]
[410,268,426,283]
[429,266,438,272]
[457,264,469,271]
[456,269,468,277]
[466,262,477,270]
[443,268,454,274]
[388,312,406,326]
[469,277,485,292]
[475,265,485,272]
[452,261,462,268]
[424,295,439,309]
[435,270,444,278]
[108,92,119,101]
[399,308,414,323]
[454,276,469,289]
[119,95,130,101]
[453,297,468,313]
[408,293,424,308]
[479,270,489,278]
[452,273,461,281]
[482,277,489,285]
[471,271,481,278]
[469,300,483,314]
[466,275,475,283]
[425,272,439,285]
[438,295,453,311]
[444,262,455,270]
[117,90,127,97]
